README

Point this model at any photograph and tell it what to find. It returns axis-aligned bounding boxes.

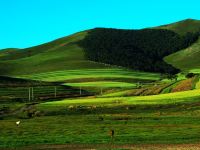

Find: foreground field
[2,113,200,148]
[14,143,200,150]
[7,143,199,150]
[2,103,200,148]
[2,88,200,149]
[1,69,200,149]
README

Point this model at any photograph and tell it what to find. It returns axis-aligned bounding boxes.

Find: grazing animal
[16,121,20,126]
[68,105,75,109]
[109,129,115,139]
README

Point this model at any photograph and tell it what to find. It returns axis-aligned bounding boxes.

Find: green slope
[0,48,19,58]
[0,19,200,76]
[165,38,200,71]
[157,19,200,35]
[161,19,200,72]
[19,69,159,82]
[39,88,200,106]
[0,31,109,75]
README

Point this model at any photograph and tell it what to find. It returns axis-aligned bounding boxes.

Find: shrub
[186,73,196,78]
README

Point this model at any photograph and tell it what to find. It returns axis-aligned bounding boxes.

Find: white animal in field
[16,121,20,126]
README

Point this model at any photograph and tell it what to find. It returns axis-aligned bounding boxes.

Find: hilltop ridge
[0,19,199,75]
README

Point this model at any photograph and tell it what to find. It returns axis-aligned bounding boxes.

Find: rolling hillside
[157,19,200,35]
[0,31,109,76]
[0,19,199,77]
[0,48,19,59]
[159,19,200,72]
[165,37,200,71]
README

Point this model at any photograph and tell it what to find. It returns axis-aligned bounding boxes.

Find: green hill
[157,19,200,35]
[0,48,19,59]
[0,19,200,76]
[0,31,109,75]
[163,19,200,72]
[165,37,200,72]
[79,26,200,74]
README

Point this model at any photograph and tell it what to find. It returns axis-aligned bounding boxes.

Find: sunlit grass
[19,69,160,82]
[39,89,200,107]
[196,81,200,89]
[64,81,136,88]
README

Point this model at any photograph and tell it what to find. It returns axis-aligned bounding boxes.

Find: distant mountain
[0,19,199,76]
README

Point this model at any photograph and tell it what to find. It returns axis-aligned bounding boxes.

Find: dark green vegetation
[1,19,200,149]
[79,27,199,74]
[0,76,52,87]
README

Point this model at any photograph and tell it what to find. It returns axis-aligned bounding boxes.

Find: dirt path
[4,143,200,150]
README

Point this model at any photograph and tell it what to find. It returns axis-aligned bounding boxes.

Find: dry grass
[13,143,200,150]
[172,78,194,92]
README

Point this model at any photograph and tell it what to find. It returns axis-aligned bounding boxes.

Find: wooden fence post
[80,86,82,95]
[54,86,57,98]
[28,87,31,102]
[32,87,34,101]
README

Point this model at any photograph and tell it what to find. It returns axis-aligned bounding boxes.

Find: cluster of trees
[79,28,199,74]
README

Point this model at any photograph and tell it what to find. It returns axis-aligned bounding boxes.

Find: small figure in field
[109,129,115,139]
[16,121,20,126]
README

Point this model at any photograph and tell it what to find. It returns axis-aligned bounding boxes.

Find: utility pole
[54,86,57,98]
[32,87,34,101]
[28,87,31,102]
[80,86,82,95]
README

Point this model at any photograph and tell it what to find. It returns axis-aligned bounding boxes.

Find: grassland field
[64,81,136,88]
[2,66,200,150]
[18,68,160,82]
[1,70,200,149]
[2,89,200,149]
[16,68,161,96]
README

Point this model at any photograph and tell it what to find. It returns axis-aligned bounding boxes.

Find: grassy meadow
[2,68,200,149]
[18,68,160,82]
[2,89,200,148]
